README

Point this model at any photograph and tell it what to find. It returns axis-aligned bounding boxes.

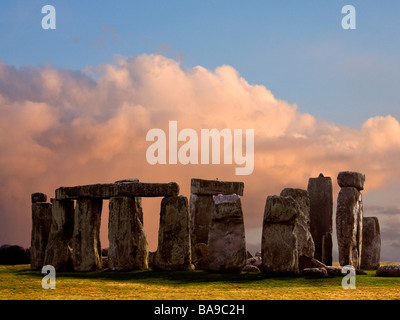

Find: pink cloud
[0,54,400,254]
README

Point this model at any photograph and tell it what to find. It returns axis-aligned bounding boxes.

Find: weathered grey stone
[191,242,208,270]
[337,171,365,191]
[322,232,333,266]
[307,174,333,264]
[44,199,74,271]
[108,197,148,271]
[102,256,108,269]
[72,198,103,271]
[155,196,191,270]
[361,217,381,270]
[30,202,52,269]
[148,251,156,269]
[55,181,179,200]
[262,194,314,274]
[208,194,246,272]
[246,251,253,259]
[280,188,315,270]
[262,196,299,274]
[114,179,139,184]
[336,187,363,269]
[302,267,327,277]
[325,266,343,276]
[242,265,261,272]
[255,251,261,257]
[191,178,244,196]
[31,192,47,203]
[376,264,400,277]
[190,194,214,246]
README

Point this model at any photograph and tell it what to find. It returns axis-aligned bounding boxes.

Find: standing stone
[336,186,363,269]
[262,195,299,274]
[191,242,208,270]
[307,173,333,265]
[155,196,191,270]
[208,194,246,273]
[31,198,52,269]
[322,232,333,266]
[72,198,103,271]
[262,193,314,274]
[108,196,148,271]
[190,194,214,247]
[44,199,75,271]
[361,217,381,270]
[280,188,315,270]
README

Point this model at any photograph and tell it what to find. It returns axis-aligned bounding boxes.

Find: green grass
[1,264,400,300]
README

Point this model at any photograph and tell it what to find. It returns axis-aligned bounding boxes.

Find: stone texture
[155,196,191,270]
[55,181,179,200]
[30,202,52,269]
[148,251,156,269]
[336,187,363,269]
[108,196,148,271]
[191,242,208,270]
[322,232,333,266]
[44,199,75,271]
[262,196,298,274]
[31,192,47,203]
[262,194,315,274]
[307,174,333,265]
[376,264,400,277]
[72,198,103,271]
[302,268,328,277]
[191,178,244,196]
[208,194,246,272]
[361,217,381,270]
[337,171,365,191]
[190,194,214,247]
[242,265,260,272]
[280,188,315,270]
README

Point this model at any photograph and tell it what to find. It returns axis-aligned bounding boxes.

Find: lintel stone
[190,178,244,196]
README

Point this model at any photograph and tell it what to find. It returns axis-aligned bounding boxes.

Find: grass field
[1,263,400,300]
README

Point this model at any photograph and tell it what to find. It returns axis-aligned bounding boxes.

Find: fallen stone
[302,267,327,277]
[191,242,208,270]
[191,178,244,196]
[246,250,253,259]
[361,217,381,270]
[376,264,400,277]
[255,251,261,257]
[242,265,261,272]
[337,171,365,191]
[307,174,333,264]
[71,198,103,271]
[31,192,47,203]
[325,266,343,276]
[356,269,367,275]
[108,196,148,271]
[155,196,191,270]
[336,187,363,269]
[55,181,179,200]
[208,194,246,272]
[190,194,214,246]
[30,202,53,269]
[44,199,75,271]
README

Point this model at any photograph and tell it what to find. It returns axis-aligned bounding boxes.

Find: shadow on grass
[13,265,342,286]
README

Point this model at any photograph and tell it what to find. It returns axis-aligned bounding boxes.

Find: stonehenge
[307,174,333,265]
[361,217,381,270]
[189,178,245,270]
[30,170,382,275]
[261,189,314,274]
[336,171,365,269]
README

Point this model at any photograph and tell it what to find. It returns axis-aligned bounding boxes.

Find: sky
[0,1,400,261]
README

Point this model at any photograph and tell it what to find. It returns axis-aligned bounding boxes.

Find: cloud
[0,54,400,256]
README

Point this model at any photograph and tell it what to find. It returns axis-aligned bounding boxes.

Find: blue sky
[1,0,400,128]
